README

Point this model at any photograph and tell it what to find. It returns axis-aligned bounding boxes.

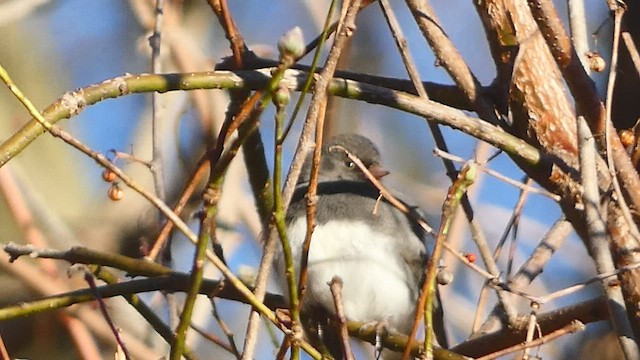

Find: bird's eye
[345,161,355,168]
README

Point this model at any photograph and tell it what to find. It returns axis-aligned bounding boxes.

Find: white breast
[277,218,416,331]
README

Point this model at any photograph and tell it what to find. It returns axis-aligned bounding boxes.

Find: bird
[275,133,448,359]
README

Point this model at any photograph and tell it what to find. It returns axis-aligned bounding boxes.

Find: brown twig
[83,270,131,360]
[191,323,237,356]
[404,0,500,125]
[205,2,271,356]
[210,299,241,359]
[433,148,560,201]
[534,261,640,305]
[344,321,466,360]
[0,331,10,360]
[58,315,102,360]
[476,320,585,360]
[498,177,532,277]
[622,32,640,75]
[453,297,605,358]
[206,0,247,68]
[329,276,354,360]
[146,156,209,261]
[0,167,58,276]
[295,0,363,317]
[331,145,434,234]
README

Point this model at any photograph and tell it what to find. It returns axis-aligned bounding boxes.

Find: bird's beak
[368,164,390,179]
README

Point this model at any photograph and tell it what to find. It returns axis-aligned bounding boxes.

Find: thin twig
[453,297,605,357]
[58,315,102,360]
[497,178,532,277]
[329,276,354,360]
[522,307,539,360]
[404,0,500,125]
[205,2,266,353]
[534,261,640,304]
[0,331,10,360]
[282,1,339,141]
[206,0,247,68]
[211,299,241,359]
[433,148,560,201]
[146,156,209,261]
[622,32,640,74]
[476,320,585,360]
[471,284,492,334]
[0,167,58,276]
[272,79,303,360]
[421,163,475,360]
[331,145,434,234]
[83,271,132,360]
[294,0,363,347]
[93,267,200,360]
[191,323,238,357]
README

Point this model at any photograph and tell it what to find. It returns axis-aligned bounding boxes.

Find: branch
[577,114,638,357]
[0,69,542,170]
[527,0,640,216]
[452,297,608,358]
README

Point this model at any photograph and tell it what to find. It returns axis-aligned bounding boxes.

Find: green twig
[4,242,171,277]
[281,0,339,141]
[0,272,286,322]
[272,84,302,358]
[93,267,200,360]
[0,69,541,168]
[346,321,466,360]
[422,163,476,359]
[170,186,219,359]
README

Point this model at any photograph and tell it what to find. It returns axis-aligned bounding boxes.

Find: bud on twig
[277,26,305,65]
[272,84,291,108]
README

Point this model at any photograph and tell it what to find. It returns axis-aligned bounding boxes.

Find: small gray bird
[276,134,447,359]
